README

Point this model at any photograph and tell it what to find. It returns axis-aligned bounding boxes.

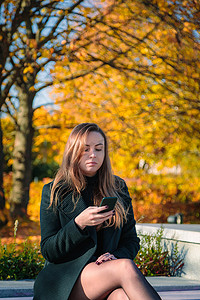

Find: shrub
[0,240,45,280]
[0,223,184,279]
[135,227,184,276]
[0,220,45,280]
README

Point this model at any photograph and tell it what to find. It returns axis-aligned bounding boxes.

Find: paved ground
[159,290,200,299]
[0,298,32,300]
[0,290,200,299]
[0,277,200,299]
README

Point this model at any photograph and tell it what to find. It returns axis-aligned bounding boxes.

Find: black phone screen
[99,197,117,212]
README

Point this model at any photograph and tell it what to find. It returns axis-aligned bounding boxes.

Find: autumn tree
[2,0,144,218]
[51,0,200,176]
[0,0,32,224]
[2,0,199,218]
[0,0,114,217]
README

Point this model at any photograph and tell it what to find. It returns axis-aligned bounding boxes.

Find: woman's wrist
[75,216,86,230]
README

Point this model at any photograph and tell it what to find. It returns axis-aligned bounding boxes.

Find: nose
[89,149,96,158]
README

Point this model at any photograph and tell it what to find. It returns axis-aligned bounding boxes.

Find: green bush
[0,223,184,280]
[135,227,184,276]
[0,240,45,280]
[0,220,45,280]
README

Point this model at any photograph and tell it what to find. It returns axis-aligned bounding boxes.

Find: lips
[87,162,97,165]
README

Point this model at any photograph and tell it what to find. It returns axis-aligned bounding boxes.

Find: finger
[96,210,115,219]
[96,205,109,212]
[109,255,117,260]
[86,206,107,213]
[89,206,114,218]
[98,252,110,260]
[95,214,112,223]
[96,252,109,261]
[93,214,113,225]
[96,253,112,264]
[96,258,109,265]
[91,211,113,223]
[86,208,112,224]
[96,256,114,265]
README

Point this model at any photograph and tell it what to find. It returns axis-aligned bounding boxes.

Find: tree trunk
[0,117,5,209]
[0,117,8,227]
[9,87,34,218]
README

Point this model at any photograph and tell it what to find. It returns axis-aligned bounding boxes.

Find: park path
[1,290,200,300]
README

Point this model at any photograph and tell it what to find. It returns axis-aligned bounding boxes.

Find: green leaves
[135,227,184,277]
[0,240,44,280]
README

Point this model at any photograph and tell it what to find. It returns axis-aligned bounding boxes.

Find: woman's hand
[75,206,114,230]
[96,252,117,265]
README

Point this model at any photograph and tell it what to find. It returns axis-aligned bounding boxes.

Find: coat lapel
[57,192,97,244]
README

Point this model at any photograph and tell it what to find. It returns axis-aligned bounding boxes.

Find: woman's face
[79,131,105,177]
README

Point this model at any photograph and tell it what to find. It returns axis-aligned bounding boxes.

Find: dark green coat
[33,177,140,300]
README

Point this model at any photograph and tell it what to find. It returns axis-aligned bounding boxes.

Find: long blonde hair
[50,123,127,228]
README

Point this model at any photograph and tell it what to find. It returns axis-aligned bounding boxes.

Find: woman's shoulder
[42,180,71,197]
[42,180,54,191]
[114,175,131,204]
[42,180,70,190]
[114,175,127,189]
[41,180,72,206]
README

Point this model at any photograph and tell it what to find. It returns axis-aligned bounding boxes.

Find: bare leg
[69,258,161,300]
[107,288,129,300]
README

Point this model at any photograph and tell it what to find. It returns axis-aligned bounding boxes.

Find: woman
[34,123,161,300]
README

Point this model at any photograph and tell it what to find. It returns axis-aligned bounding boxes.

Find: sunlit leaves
[2,0,200,180]
[49,0,200,178]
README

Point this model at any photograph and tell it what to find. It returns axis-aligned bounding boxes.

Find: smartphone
[99,196,117,212]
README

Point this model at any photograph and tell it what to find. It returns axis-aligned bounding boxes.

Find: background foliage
[2,174,200,224]
[0,0,200,221]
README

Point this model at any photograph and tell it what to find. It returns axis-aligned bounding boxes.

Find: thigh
[69,259,123,300]
[107,288,129,300]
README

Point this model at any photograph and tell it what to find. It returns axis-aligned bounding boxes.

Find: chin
[85,170,97,177]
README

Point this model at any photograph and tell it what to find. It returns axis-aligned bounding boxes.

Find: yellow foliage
[141,48,148,55]
[2,0,199,190]
[29,86,35,92]
[28,178,51,221]
[23,75,28,82]
[23,66,34,74]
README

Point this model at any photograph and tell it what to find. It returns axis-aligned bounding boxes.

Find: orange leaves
[130,173,200,223]
[2,0,198,184]
[1,117,15,167]
[33,106,75,165]
[28,180,49,222]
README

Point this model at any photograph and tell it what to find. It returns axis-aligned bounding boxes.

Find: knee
[108,288,129,300]
[118,259,141,280]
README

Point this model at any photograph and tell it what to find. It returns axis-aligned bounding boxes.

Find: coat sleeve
[40,183,90,263]
[112,180,140,260]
